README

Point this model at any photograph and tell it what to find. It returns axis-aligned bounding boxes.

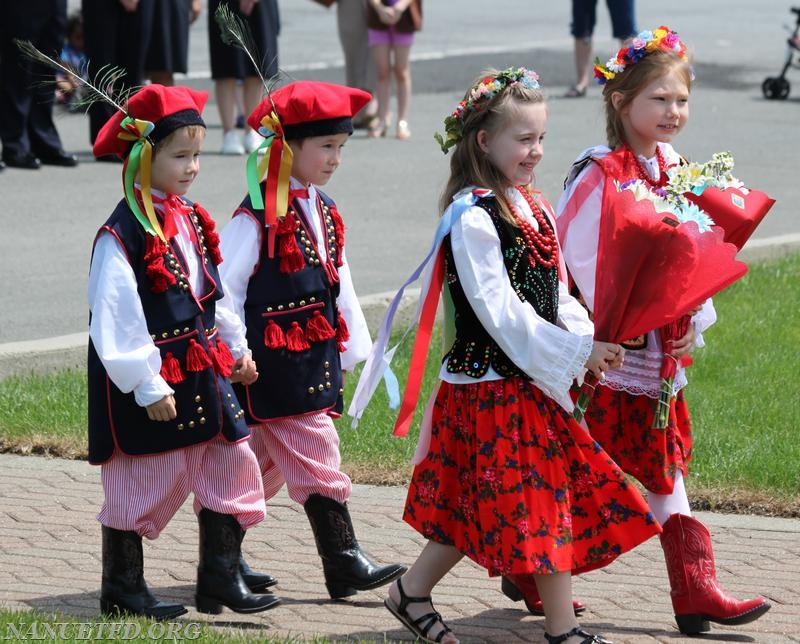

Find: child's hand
[146,395,177,422]
[378,5,399,24]
[585,341,624,381]
[230,355,259,385]
[670,324,696,359]
[686,302,704,317]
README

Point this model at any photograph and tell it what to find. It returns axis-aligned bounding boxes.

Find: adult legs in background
[336,0,377,125]
[369,42,392,138]
[393,44,412,139]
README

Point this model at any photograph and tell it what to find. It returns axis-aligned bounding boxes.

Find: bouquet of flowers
[663,152,775,250]
[572,169,749,425]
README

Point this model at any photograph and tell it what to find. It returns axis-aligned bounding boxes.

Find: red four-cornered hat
[93,84,208,159]
[248,81,372,141]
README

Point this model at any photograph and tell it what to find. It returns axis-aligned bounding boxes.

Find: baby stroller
[762,6,800,99]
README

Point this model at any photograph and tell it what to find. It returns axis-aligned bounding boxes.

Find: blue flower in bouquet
[674,201,716,232]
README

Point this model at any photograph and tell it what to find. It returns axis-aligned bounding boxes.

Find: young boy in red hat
[216,80,406,600]
[88,83,280,618]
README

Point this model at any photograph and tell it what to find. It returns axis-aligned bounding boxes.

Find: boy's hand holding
[230,354,259,385]
[146,395,177,421]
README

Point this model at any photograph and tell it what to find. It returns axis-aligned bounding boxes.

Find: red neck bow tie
[150,193,193,240]
[289,187,310,201]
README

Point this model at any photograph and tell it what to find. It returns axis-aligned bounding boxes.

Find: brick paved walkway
[1,453,797,643]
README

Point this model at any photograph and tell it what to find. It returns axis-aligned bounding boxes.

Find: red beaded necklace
[506,186,559,269]
[628,145,668,188]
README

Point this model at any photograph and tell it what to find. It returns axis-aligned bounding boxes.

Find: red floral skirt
[403,377,660,577]
[582,385,693,495]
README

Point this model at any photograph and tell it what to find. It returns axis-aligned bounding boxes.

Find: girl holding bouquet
[556,26,771,635]
[367,67,661,644]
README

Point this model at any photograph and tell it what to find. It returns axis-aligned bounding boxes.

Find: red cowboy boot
[659,513,771,634]
[501,574,586,617]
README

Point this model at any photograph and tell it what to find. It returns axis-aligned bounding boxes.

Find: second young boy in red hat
[88,83,280,618]
[216,80,407,599]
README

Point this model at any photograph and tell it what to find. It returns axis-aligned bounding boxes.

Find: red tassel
[264,319,287,349]
[336,309,350,343]
[160,352,185,384]
[306,310,336,342]
[330,204,346,268]
[278,233,305,273]
[277,215,297,235]
[210,339,235,377]
[285,321,310,352]
[194,203,223,265]
[335,309,350,353]
[185,338,213,372]
[144,235,176,293]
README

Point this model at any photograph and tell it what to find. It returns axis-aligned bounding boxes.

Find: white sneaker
[244,129,263,153]
[221,130,245,155]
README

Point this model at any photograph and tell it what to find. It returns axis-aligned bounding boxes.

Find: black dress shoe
[38,150,79,167]
[3,153,41,169]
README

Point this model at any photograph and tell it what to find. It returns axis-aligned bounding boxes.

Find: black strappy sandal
[384,578,456,644]
[545,626,612,644]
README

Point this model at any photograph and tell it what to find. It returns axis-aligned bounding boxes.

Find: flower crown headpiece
[434,67,541,154]
[594,26,688,85]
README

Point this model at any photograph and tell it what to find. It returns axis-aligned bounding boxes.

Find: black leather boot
[100,526,187,620]
[304,494,407,599]
[239,529,278,592]
[195,509,282,614]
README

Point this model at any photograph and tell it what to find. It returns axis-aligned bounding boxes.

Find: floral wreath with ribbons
[434,67,541,154]
[246,107,294,229]
[593,25,689,85]
[117,116,168,242]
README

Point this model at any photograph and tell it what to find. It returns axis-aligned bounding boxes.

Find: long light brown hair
[439,70,546,225]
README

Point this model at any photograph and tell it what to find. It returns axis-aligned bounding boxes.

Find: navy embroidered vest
[87,199,250,464]
[233,189,346,421]
[444,195,559,379]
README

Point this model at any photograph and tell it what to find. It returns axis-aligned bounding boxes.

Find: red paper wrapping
[684,186,775,251]
[573,186,748,424]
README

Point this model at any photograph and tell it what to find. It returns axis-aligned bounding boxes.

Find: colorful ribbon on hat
[118,116,166,242]
[247,110,294,228]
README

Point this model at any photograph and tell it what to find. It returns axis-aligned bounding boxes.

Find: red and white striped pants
[249,411,352,506]
[98,436,265,539]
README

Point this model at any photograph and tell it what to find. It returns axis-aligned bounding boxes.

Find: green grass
[1,254,798,510]
[684,252,800,502]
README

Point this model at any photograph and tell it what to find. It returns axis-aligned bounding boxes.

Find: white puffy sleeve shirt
[556,143,716,398]
[216,180,371,371]
[87,202,205,407]
[439,188,594,412]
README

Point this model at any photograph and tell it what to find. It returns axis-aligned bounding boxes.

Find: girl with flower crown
[556,26,771,636]
[354,67,661,644]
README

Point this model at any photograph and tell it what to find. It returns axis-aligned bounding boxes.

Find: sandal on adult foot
[545,626,612,644]
[396,120,411,140]
[368,119,388,138]
[384,578,457,644]
[564,85,587,98]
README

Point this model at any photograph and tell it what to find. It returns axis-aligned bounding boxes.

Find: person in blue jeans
[565,0,636,97]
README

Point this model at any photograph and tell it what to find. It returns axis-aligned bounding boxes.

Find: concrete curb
[1,234,798,381]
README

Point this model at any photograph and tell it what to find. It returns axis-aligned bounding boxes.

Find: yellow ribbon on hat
[119,116,166,242]
[247,110,294,227]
